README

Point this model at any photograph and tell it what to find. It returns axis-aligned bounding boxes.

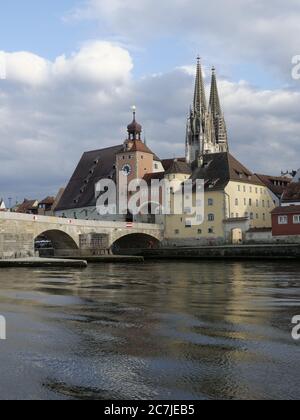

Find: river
[0,261,300,400]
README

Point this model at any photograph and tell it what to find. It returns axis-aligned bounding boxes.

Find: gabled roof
[129,140,155,155]
[16,199,38,213]
[56,145,123,211]
[256,174,291,198]
[161,158,186,172]
[192,153,264,191]
[282,182,300,203]
[165,160,192,175]
[39,196,55,206]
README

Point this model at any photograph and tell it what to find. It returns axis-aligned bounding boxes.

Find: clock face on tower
[121,164,132,176]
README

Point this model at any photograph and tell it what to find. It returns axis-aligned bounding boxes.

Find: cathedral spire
[193,57,207,115]
[208,67,228,151]
[209,67,222,117]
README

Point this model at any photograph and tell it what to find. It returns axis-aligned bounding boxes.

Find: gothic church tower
[186,59,229,163]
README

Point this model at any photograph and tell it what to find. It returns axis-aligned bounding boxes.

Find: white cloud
[1,51,50,86]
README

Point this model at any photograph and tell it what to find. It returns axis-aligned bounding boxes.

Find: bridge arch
[111,232,161,254]
[35,229,79,253]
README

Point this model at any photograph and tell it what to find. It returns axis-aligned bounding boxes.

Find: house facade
[271,206,300,239]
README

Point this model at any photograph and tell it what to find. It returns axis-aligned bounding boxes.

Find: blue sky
[0,0,285,88]
[0,0,300,203]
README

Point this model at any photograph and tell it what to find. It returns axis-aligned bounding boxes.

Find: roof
[192,152,264,191]
[143,172,165,185]
[271,205,300,215]
[39,196,55,206]
[161,158,186,172]
[282,182,300,203]
[256,174,291,197]
[129,140,156,155]
[165,160,192,175]
[16,199,38,213]
[56,145,123,211]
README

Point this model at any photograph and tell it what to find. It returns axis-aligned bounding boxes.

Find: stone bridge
[0,212,164,259]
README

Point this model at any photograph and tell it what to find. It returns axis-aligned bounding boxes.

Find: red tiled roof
[282,182,300,202]
[271,205,300,215]
[255,174,291,197]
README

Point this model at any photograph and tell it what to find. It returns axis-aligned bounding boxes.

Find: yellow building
[164,152,276,246]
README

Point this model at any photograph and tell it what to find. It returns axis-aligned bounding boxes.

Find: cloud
[1,51,50,86]
[0,40,300,205]
[68,0,300,79]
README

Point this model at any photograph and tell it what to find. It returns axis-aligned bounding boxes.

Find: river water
[0,261,300,400]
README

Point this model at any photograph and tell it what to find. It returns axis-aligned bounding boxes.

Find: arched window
[208,214,215,222]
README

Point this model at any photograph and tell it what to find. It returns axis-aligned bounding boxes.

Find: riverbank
[0,258,88,268]
[140,243,300,260]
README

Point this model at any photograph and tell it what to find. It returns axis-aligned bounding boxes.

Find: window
[198,229,202,235]
[256,213,259,219]
[185,220,192,228]
[243,186,246,192]
[249,199,252,206]
[255,188,258,194]
[238,185,241,192]
[196,215,203,223]
[208,198,214,206]
[267,201,271,208]
[250,187,252,193]
[262,200,265,208]
[250,213,254,220]
[208,214,215,222]
[245,212,249,218]
[263,213,266,221]
[256,199,259,207]
[244,198,247,206]
[235,198,239,206]
[208,228,214,234]
[175,229,180,235]
[293,215,300,224]
[278,216,288,224]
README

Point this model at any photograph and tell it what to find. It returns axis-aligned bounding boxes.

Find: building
[55,109,164,221]
[271,206,300,241]
[270,182,300,242]
[55,58,278,245]
[185,59,228,163]
[38,196,55,216]
[15,199,39,214]
[164,153,275,246]
[255,174,291,204]
[281,182,300,206]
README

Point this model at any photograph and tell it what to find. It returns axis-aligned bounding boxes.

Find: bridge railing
[0,212,164,231]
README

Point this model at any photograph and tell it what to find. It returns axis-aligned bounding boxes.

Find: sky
[0,0,300,205]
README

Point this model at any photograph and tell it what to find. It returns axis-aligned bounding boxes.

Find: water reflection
[0,261,300,400]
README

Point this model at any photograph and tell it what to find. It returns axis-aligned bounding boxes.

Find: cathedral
[186,58,228,163]
[56,59,277,245]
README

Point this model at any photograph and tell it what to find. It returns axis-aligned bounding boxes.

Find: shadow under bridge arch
[111,233,161,255]
[35,229,79,257]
